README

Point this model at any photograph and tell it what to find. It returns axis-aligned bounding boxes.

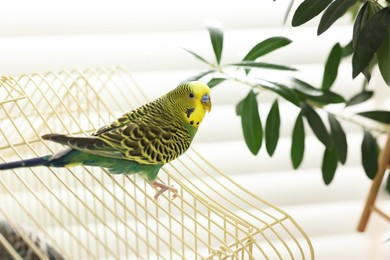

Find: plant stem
[326,110,387,135]
[218,67,387,135]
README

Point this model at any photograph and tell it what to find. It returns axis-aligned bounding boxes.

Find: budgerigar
[0,81,211,200]
[0,220,64,260]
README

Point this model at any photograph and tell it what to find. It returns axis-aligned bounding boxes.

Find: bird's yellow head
[167,81,212,129]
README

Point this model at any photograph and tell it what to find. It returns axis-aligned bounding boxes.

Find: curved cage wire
[0,66,314,259]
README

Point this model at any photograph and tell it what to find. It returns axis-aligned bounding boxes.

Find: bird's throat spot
[186,108,195,118]
[189,120,200,126]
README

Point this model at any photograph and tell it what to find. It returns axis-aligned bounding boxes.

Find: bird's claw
[152,181,178,201]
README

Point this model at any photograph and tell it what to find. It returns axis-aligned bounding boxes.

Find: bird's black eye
[189,93,194,98]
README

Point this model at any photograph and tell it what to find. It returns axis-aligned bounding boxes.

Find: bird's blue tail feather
[0,156,50,170]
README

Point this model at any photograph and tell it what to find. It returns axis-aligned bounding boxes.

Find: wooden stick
[357,130,390,232]
[371,206,390,223]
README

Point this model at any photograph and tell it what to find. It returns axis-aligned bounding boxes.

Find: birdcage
[0,66,314,259]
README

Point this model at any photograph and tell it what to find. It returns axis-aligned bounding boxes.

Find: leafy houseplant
[182,1,390,190]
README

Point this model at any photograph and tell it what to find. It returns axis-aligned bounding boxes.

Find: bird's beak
[201,93,212,112]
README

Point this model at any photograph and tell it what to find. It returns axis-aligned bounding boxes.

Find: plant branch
[216,66,388,135]
[325,110,388,135]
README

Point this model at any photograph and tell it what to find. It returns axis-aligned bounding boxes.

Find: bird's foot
[152,181,178,201]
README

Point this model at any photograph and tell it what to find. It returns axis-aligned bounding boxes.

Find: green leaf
[291,112,305,169]
[240,90,263,155]
[236,98,244,116]
[205,19,224,65]
[283,0,296,25]
[352,8,390,78]
[318,0,357,35]
[257,80,300,106]
[341,40,354,57]
[357,110,390,124]
[183,70,215,82]
[243,37,292,61]
[180,48,210,65]
[377,26,390,86]
[306,91,345,106]
[361,130,378,179]
[265,100,280,156]
[290,78,323,96]
[328,114,348,164]
[352,2,371,49]
[361,55,377,82]
[386,174,390,194]
[301,103,331,146]
[322,43,342,90]
[207,78,226,88]
[322,146,338,185]
[345,91,374,107]
[229,61,297,71]
[292,0,333,27]
[348,0,363,19]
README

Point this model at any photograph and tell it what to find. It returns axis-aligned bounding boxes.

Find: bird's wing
[42,110,136,160]
[98,118,190,165]
[93,111,133,136]
[43,118,190,165]
[44,97,190,165]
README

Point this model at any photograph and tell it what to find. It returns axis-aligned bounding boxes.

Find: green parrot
[0,81,212,200]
